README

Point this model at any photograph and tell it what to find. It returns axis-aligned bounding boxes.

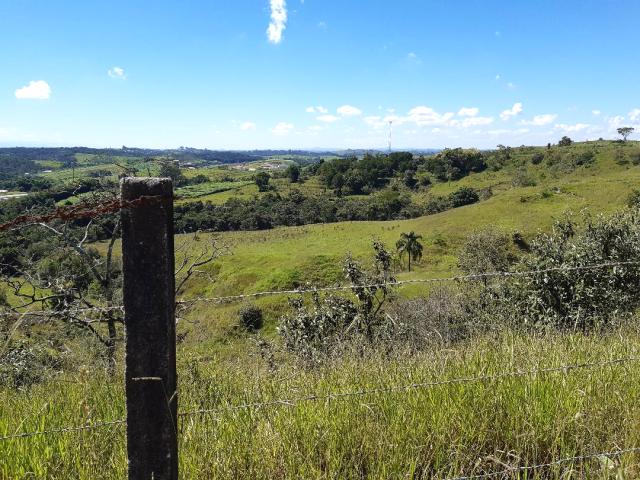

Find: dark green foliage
[255,172,271,192]
[286,164,301,183]
[158,161,186,186]
[423,148,486,181]
[189,174,210,185]
[627,189,640,208]
[558,136,573,147]
[448,187,480,208]
[572,150,595,166]
[239,305,264,331]
[531,153,544,165]
[617,127,635,142]
[396,231,423,272]
[318,152,416,194]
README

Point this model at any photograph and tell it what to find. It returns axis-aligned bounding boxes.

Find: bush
[279,241,396,362]
[531,152,544,165]
[239,305,264,331]
[511,168,537,187]
[458,228,520,278]
[627,189,640,208]
[501,209,640,330]
[448,187,479,208]
[558,136,573,147]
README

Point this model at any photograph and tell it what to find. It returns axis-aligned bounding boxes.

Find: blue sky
[1,0,639,149]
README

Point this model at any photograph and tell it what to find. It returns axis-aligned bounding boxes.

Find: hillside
[3,140,640,478]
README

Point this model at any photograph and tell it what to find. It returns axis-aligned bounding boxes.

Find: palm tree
[396,231,423,272]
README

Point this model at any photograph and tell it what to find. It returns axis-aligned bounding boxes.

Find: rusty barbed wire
[0,194,174,232]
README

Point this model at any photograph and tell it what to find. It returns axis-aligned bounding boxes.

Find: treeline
[313,149,487,195]
[174,187,481,233]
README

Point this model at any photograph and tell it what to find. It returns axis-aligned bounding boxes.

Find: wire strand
[178,260,640,305]
[0,418,126,442]
[443,446,640,479]
[178,356,639,419]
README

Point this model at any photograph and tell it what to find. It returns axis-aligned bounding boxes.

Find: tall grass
[2,329,640,478]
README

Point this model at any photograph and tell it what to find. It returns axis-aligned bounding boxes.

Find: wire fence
[2,260,638,319]
[3,356,638,440]
[2,188,640,477]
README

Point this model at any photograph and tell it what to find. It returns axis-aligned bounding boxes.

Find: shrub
[531,152,544,165]
[502,209,640,330]
[558,136,573,147]
[511,168,537,187]
[448,187,479,208]
[627,189,640,208]
[458,229,520,279]
[239,305,264,331]
[279,241,396,362]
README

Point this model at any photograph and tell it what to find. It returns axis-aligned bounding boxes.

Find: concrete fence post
[120,177,178,480]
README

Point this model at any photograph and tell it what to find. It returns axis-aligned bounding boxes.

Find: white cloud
[629,109,640,122]
[271,121,294,135]
[240,122,256,131]
[500,102,523,121]
[555,123,590,133]
[407,106,455,126]
[337,105,362,117]
[458,107,479,117]
[458,116,494,127]
[15,80,51,100]
[521,114,557,126]
[364,115,399,129]
[267,0,287,44]
[317,114,340,123]
[108,67,126,79]
[507,82,516,90]
[608,115,625,130]
[308,125,323,132]
[306,106,328,114]
[495,74,501,80]
[592,110,601,116]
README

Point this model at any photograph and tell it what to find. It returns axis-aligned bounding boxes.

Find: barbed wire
[178,260,640,306]
[3,260,637,319]
[0,194,173,232]
[3,356,636,443]
[0,418,126,442]
[443,446,640,479]
[0,305,123,319]
[177,356,639,419]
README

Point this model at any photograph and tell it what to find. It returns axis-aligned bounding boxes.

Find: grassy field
[4,141,640,478]
[2,329,640,478]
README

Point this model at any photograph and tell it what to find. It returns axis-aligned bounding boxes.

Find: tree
[558,136,573,147]
[255,172,271,192]
[159,161,185,186]
[618,127,635,142]
[286,164,301,183]
[396,231,424,272]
